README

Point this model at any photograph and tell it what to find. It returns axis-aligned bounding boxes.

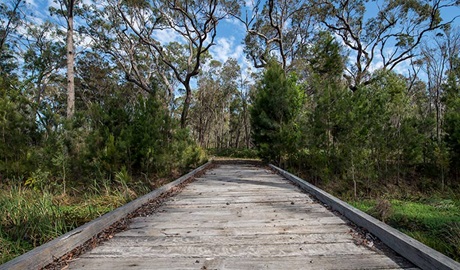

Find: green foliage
[0,76,38,180]
[309,31,345,78]
[444,70,460,179]
[0,180,147,264]
[170,128,207,172]
[250,62,303,164]
[352,198,460,261]
[81,91,200,180]
[295,68,431,196]
[0,186,69,249]
[24,169,51,192]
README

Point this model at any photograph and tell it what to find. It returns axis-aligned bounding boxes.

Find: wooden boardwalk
[69,163,415,269]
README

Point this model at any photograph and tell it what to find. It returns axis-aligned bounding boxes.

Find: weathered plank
[68,163,415,270]
[79,242,377,258]
[270,164,460,270]
[100,233,355,246]
[115,224,353,238]
[127,216,347,227]
[69,254,415,270]
[0,161,213,270]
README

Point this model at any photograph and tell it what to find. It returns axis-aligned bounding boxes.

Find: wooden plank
[102,233,355,246]
[112,211,336,226]
[127,216,347,228]
[270,164,460,270]
[79,242,376,258]
[69,254,414,270]
[0,161,213,270]
[154,205,333,213]
[115,223,353,237]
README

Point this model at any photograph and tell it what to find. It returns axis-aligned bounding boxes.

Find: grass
[0,182,148,265]
[350,198,460,262]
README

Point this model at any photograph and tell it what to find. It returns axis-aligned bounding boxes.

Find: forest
[1,0,460,264]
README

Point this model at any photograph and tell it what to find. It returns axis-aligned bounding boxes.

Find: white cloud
[153,28,184,45]
[210,36,244,64]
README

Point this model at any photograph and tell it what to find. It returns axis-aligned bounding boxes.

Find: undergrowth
[350,198,460,262]
[0,181,150,265]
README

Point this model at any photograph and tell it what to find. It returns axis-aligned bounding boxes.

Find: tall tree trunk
[66,2,75,119]
[180,84,191,129]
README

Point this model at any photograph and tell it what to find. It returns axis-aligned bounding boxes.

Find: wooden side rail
[0,161,213,270]
[270,164,460,270]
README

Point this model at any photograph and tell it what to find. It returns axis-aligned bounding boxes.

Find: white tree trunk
[66,4,75,119]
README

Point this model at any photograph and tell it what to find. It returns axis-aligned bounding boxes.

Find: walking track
[68,163,416,269]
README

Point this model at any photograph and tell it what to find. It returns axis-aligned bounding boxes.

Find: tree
[189,58,243,148]
[302,31,346,184]
[51,0,79,119]
[251,62,303,163]
[443,29,460,182]
[0,0,22,55]
[236,0,314,72]
[420,38,449,143]
[444,71,460,181]
[82,3,166,101]
[314,0,459,91]
[0,0,24,75]
[115,0,239,128]
[189,60,223,147]
[22,21,66,131]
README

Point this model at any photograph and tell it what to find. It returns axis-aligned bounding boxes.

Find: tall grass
[0,186,70,247]
[351,198,460,262]
[0,186,69,264]
[0,180,149,264]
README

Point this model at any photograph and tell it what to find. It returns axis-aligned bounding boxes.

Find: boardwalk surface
[69,164,416,269]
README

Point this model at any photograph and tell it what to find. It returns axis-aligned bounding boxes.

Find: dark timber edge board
[270,164,460,270]
[0,161,213,270]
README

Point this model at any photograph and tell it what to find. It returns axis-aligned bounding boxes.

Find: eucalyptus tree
[0,0,22,52]
[22,21,67,132]
[189,58,243,148]
[49,0,81,119]
[0,0,24,74]
[416,28,460,187]
[314,0,459,91]
[189,60,222,147]
[420,37,450,143]
[236,0,315,72]
[104,0,240,128]
[82,1,163,102]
